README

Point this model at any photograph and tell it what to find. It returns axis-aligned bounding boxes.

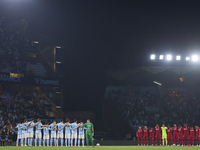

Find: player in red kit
[173,124,178,146]
[195,126,199,146]
[155,124,161,146]
[143,126,148,146]
[167,126,173,146]
[149,127,154,146]
[137,126,143,146]
[189,126,195,146]
[183,124,189,146]
[177,125,183,146]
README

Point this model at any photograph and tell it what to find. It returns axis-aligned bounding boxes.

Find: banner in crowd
[0,72,60,87]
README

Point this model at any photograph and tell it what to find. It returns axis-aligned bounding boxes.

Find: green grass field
[1,146,200,150]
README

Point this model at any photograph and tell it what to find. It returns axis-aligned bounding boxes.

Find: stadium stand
[106,86,200,137]
[0,87,56,129]
[0,21,49,77]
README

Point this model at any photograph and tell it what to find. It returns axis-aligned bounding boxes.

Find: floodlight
[150,54,155,60]
[166,55,172,61]
[159,55,164,60]
[186,57,190,61]
[192,55,198,61]
[34,41,38,44]
[176,55,181,60]
[56,61,61,64]
[56,46,61,49]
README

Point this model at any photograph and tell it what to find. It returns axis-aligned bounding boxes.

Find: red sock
[156,139,157,144]
[141,139,143,145]
[168,140,170,145]
[138,140,139,145]
[159,139,161,145]
[192,140,194,145]
[147,139,148,145]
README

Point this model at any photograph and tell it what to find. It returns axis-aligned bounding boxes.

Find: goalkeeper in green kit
[83,119,94,147]
[161,124,168,146]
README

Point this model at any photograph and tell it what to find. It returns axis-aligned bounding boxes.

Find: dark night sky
[1,0,200,115]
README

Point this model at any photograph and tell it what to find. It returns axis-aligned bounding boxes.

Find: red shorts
[184,135,188,139]
[178,135,183,140]
[138,136,143,141]
[156,134,161,139]
[189,136,194,141]
[143,135,148,140]
[150,136,154,140]
[174,134,178,139]
[168,136,172,141]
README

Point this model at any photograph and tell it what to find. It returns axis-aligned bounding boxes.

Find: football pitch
[1,146,200,150]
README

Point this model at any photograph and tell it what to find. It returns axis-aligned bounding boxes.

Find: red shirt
[137,129,143,137]
[155,127,161,135]
[173,127,178,135]
[190,128,194,136]
[143,129,148,136]
[195,128,199,137]
[167,128,172,137]
[149,129,154,136]
[183,127,189,135]
[178,127,183,136]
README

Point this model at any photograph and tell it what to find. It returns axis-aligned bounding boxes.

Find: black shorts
[8,135,13,140]
[1,135,5,140]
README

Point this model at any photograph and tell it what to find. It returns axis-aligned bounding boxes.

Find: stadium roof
[106,66,200,86]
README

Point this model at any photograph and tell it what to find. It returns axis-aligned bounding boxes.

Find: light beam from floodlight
[176,55,181,60]
[192,55,198,61]
[159,55,164,60]
[150,54,155,60]
[153,81,162,86]
[166,55,172,61]
[186,57,190,61]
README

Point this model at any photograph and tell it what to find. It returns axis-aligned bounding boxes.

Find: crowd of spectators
[108,88,160,128]
[160,89,200,126]
[0,20,46,76]
[0,87,54,129]
[109,87,200,130]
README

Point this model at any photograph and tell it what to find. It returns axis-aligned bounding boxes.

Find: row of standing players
[6,118,94,147]
[137,124,200,146]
